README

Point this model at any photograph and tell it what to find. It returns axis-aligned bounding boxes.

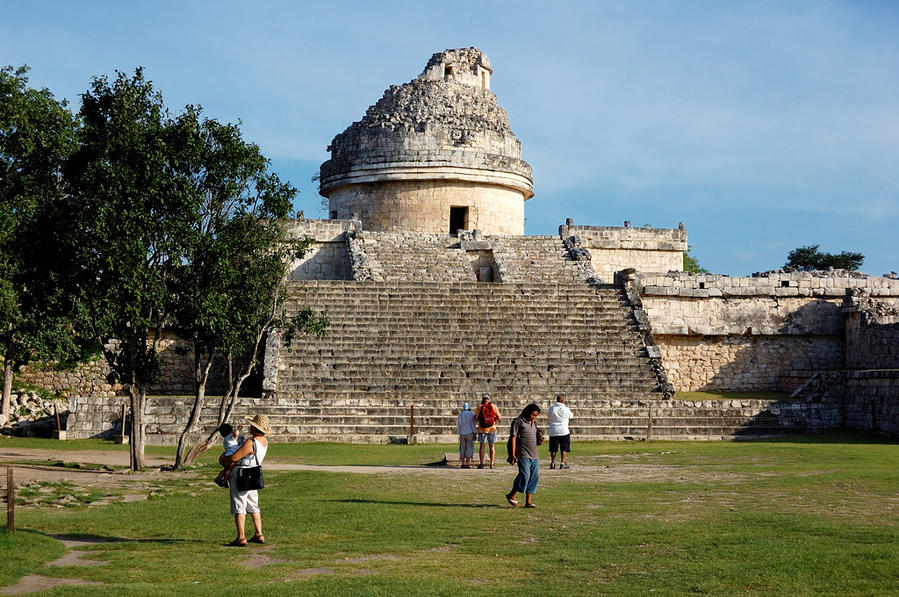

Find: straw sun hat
[244,414,272,435]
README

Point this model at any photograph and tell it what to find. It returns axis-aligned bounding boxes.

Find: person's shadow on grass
[328,499,502,508]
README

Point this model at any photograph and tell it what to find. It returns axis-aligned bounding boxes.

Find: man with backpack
[475,394,501,469]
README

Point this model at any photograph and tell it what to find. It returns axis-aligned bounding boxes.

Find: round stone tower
[319,48,533,235]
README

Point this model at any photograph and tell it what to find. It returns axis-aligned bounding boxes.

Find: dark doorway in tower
[449,206,468,235]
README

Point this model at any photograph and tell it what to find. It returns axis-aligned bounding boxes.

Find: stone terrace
[246,279,822,442]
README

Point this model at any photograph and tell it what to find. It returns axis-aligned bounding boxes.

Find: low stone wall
[844,294,899,369]
[64,395,845,444]
[11,331,227,398]
[12,357,122,398]
[655,335,842,392]
[67,395,271,445]
[287,218,357,281]
[560,223,687,281]
[636,271,899,392]
[844,370,899,438]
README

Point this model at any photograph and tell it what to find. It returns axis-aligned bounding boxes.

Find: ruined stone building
[35,48,899,442]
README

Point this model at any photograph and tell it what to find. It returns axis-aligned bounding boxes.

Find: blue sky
[3,1,897,276]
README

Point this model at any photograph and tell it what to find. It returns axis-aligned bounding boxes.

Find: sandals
[249,535,266,544]
[228,538,248,547]
[505,495,519,507]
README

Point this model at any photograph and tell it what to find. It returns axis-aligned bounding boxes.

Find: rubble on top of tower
[322,47,527,176]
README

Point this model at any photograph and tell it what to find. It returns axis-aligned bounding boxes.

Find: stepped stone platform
[225,279,827,442]
[66,395,836,445]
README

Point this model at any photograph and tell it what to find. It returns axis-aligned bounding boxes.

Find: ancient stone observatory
[319,48,533,235]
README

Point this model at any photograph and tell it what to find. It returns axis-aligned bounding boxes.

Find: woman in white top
[222,413,270,546]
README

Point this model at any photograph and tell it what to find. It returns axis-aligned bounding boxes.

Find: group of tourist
[456,394,574,508]
[216,394,572,546]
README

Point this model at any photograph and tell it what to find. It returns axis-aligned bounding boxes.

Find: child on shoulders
[214,423,243,488]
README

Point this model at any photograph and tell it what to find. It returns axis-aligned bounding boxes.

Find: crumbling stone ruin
[12,48,897,442]
[320,48,532,235]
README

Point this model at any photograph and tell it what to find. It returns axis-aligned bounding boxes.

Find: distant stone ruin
[13,48,898,442]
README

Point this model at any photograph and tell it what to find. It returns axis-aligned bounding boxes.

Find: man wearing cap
[475,394,501,469]
[456,402,477,468]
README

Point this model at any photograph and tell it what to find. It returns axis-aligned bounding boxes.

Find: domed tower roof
[320,48,533,235]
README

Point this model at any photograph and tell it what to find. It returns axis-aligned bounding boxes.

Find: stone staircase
[490,236,585,284]
[270,279,788,441]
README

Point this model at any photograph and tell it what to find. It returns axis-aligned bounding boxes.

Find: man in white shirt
[548,395,573,469]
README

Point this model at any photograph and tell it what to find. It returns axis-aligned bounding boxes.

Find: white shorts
[229,467,260,515]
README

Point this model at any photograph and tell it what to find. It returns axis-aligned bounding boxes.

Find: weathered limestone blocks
[637,270,899,299]
[640,296,844,336]
[656,335,843,392]
[560,223,687,281]
[64,394,846,444]
[634,271,899,399]
[286,217,359,281]
[10,331,231,399]
[843,293,899,369]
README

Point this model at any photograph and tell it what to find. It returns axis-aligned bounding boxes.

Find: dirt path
[0,447,729,489]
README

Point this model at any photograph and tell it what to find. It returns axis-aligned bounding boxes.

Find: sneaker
[549,463,555,469]
[560,463,570,469]
[477,464,484,469]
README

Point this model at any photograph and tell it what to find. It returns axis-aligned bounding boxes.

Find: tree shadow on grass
[46,533,201,545]
[734,430,898,445]
[327,498,503,508]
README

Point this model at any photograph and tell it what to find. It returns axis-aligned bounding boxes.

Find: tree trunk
[175,349,215,470]
[128,385,146,472]
[183,353,237,467]
[1,357,12,417]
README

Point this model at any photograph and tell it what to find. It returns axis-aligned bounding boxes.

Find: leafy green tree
[683,246,709,274]
[168,111,328,468]
[0,66,81,417]
[785,245,864,272]
[62,69,200,471]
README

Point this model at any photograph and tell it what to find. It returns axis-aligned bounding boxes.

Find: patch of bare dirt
[0,575,102,595]
[0,448,192,491]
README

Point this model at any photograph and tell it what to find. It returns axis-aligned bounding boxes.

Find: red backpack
[479,404,497,427]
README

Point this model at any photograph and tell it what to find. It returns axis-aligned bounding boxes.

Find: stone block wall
[327,180,526,235]
[844,370,899,438]
[843,294,899,369]
[560,223,687,280]
[12,331,230,398]
[13,356,122,398]
[635,271,899,392]
[286,218,357,281]
[655,334,843,392]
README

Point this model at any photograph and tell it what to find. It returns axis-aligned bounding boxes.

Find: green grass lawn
[1,433,897,595]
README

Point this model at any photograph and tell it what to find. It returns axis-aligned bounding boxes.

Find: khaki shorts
[477,431,497,444]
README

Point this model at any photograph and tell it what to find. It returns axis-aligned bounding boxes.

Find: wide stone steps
[68,396,815,445]
[261,278,692,440]
[274,281,662,403]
